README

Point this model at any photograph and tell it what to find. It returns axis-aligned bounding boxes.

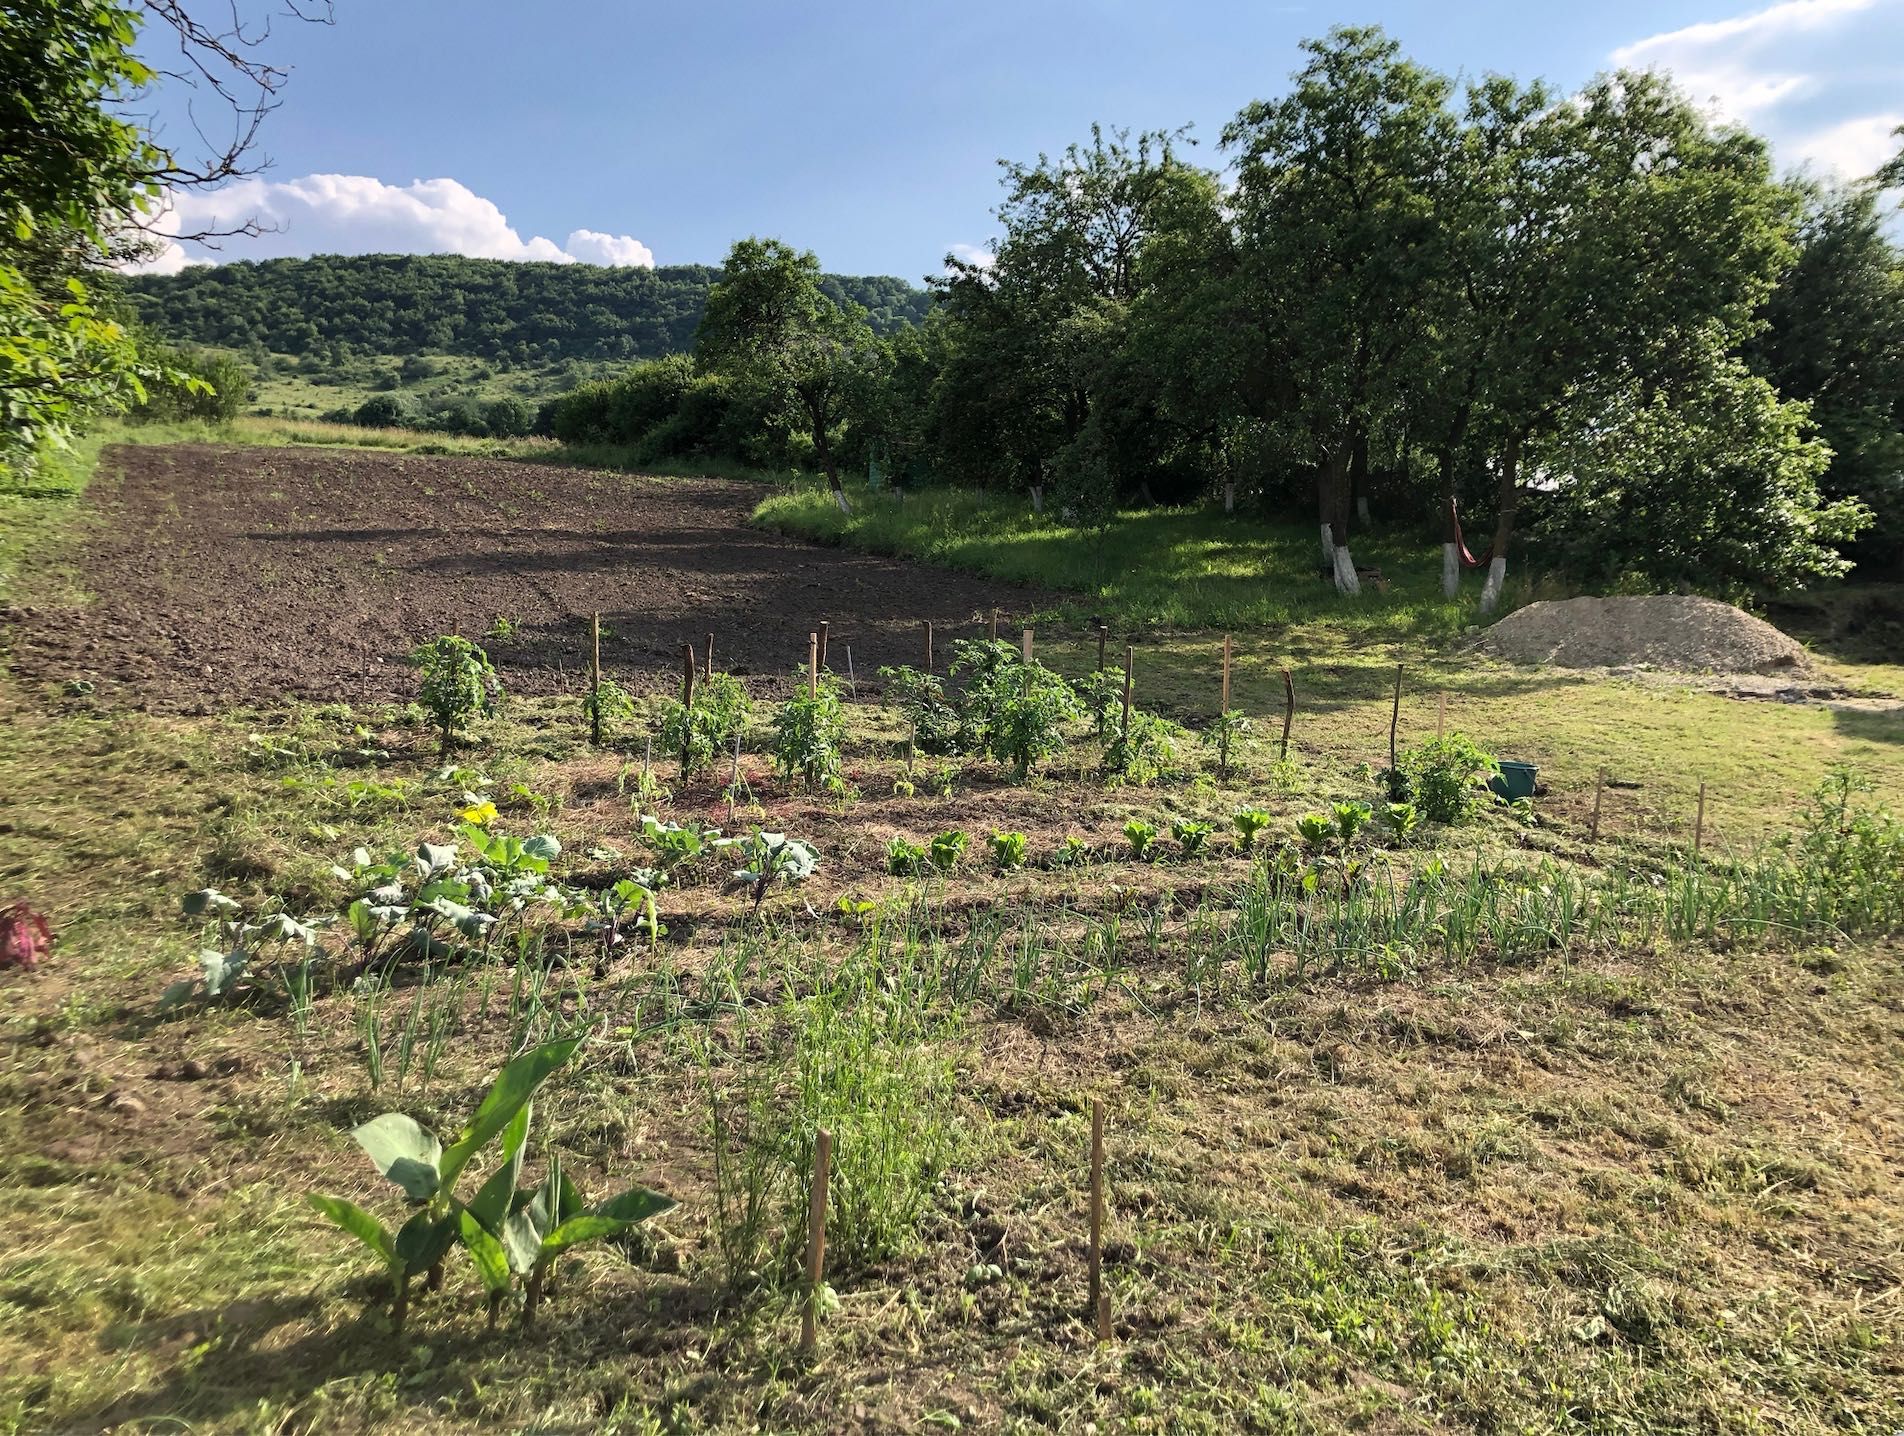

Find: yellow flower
[459,800,498,825]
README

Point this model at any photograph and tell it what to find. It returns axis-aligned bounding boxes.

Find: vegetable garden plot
[3,444,1048,711]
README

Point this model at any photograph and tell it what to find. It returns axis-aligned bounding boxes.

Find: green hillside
[120,252,931,364]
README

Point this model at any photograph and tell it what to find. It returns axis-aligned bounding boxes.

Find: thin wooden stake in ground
[1121,647,1135,739]
[1280,667,1295,762]
[924,619,933,673]
[1694,781,1707,855]
[1437,690,1446,739]
[728,731,742,824]
[680,644,697,777]
[1022,627,1033,663]
[588,612,602,747]
[818,621,829,670]
[989,608,999,642]
[1089,1098,1110,1342]
[704,631,714,682]
[1389,663,1403,772]
[1221,634,1232,714]
[1590,768,1605,842]
[801,1127,833,1352]
[1096,623,1108,674]
[808,632,819,700]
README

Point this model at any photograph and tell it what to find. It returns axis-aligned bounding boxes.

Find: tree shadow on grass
[1829,705,1904,745]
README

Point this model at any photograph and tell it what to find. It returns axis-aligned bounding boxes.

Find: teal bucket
[1489,761,1537,802]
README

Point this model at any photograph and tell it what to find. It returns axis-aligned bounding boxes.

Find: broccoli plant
[772,672,847,790]
[163,888,321,1010]
[718,830,820,913]
[1232,808,1273,853]
[0,902,52,972]
[989,831,1029,871]
[638,814,719,883]
[411,636,502,760]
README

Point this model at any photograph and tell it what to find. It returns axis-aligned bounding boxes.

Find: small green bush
[1399,733,1498,824]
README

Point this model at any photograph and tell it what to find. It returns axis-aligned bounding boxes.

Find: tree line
[557,28,1904,597]
[120,253,931,366]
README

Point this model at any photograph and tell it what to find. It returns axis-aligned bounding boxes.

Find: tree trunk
[1030,484,1044,514]
[1350,428,1371,526]
[1224,481,1235,514]
[1317,447,1358,596]
[1479,433,1522,616]
[814,419,851,515]
[1438,449,1461,598]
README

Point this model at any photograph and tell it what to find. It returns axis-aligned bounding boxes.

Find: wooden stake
[1096,624,1108,674]
[1694,781,1707,855]
[680,644,697,776]
[1120,647,1134,737]
[1021,627,1033,663]
[1221,634,1232,714]
[1389,663,1403,772]
[924,619,933,674]
[801,1128,832,1351]
[704,631,715,682]
[817,621,829,670]
[728,731,742,824]
[989,608,999,642]
[1280,666,1295,762]
[588,612,602,746]
[1590,768,1605,842]
[1437,690,1446,739]
[1089,1099,1109,1342]
[808,632,819,700]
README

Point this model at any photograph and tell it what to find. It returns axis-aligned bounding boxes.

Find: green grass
[753,480,1548,634]
[0,434,105,607]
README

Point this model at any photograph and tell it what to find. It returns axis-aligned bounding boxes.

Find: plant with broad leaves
[638,814,719,880]
[1072,669,1124,740]
[1051,835,1091,868]
[1295,812,1335,849]
[1172,818,1213,857]
[1333,801,1374,844]
[1103,708,1185,785]
[410,636,502,760]
[948,641,1081,778]
[989,831,1029,870]
[1123,818,1157,860]
[0,903,53,971]
[1232,808,1273,852]
[579,877,665,954]
[772,671,847,790]
[163,887,322,1010]
[886,836,927,877]
[1398,733,1499,825]
[928,829,968,872]
[1383,801,1422,845]
[309,1036,675,1331]
[718,830,820,912]
[659,672,751,775]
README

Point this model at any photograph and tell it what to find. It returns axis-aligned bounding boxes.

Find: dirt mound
[1478,595,1810,674]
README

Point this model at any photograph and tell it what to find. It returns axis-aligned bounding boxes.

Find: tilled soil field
[4,444,1051,710]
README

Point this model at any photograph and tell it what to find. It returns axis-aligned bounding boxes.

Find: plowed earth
[4,444,1049,711]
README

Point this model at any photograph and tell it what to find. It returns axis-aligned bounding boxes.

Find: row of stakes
[798,1099,1114,1351]
[584,608,1718,851]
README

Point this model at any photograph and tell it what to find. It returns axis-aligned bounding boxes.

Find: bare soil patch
[1478,595,1812,675]
[2,444,1049,711]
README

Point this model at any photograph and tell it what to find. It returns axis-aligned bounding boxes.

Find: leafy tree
[698,238,877,511]
[354,393,411,429]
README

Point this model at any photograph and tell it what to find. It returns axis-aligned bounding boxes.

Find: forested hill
[121,253,932,363]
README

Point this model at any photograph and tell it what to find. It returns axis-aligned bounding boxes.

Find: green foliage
[1332,801,1374,844]
[1171,818,1213,857]
[1232,808,1273,852]
[1383,801,1423,844]
[1103,707,1184,784]
[886,836,927,877]
[410,636,501,759]
[1051,834,1091,868]
[658,672,750,775]
[130,345,250,423]
[1123,817,1158,860]
[353,393,413,429]
[771,673,846,789]
[1206,710,1252,777]
[877,664,960,756]
[989,831,1029,870]
[928,830,968,872]
[1399,733,1498,824]
[582,675,636,743]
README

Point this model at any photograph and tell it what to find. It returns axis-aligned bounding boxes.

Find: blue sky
[141,0,1904,280]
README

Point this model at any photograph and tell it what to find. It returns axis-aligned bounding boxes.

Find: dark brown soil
[3,444,1052,711]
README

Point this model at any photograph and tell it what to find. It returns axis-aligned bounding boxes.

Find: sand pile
[1479,596,1811,674]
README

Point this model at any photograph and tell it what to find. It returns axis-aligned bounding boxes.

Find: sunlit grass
[753,480,1548,634]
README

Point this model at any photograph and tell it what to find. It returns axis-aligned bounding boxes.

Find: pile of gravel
[1478,596,1811,674]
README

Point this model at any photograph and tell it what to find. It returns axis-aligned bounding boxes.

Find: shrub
[772,673,846,789]
[483,396,534,438]
[354,393,413,429]
[1399,734,1498,824]
[878,665,960,756]
[410,636,501,758]
[989,831,1029,870]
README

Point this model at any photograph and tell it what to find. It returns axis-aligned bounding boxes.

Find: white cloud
[125,174,655,272]
[1610,0,1904,180]
[946,241,995,271]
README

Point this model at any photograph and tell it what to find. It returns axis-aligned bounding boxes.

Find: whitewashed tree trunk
[1441,543,1460,598]
[832,485,852,515]
[1224,482,1235,514]
[1332,543,1361,596]
[1030,485,1044,514]
[1479,555,1507,614]
[1319,523,1336,566]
